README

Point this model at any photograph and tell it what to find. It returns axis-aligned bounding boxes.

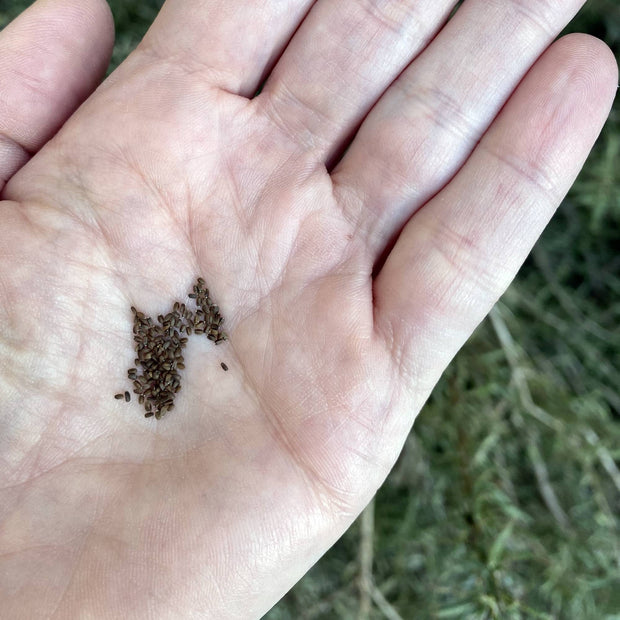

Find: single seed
[188,293,197,299]
[145,412,154,418]
[114,393,124,400]
[221,362,228,371]
[124,391,131,402]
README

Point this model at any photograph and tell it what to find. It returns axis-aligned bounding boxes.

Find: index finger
[141,0,315,97]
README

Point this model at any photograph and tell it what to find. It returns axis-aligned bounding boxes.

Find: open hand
[0,0,616,617]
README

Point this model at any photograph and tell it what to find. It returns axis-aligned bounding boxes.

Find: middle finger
[257,0,456,162]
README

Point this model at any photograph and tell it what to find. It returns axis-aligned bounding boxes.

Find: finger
[332,0,586,259]
[374,35,618,397]
[0,0,114,193]
[141,0,315,97]
[257,0,454,162]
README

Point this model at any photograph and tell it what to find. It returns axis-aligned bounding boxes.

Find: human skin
[0,0,616,617]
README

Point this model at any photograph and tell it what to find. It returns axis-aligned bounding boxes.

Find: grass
[1,1,619,618]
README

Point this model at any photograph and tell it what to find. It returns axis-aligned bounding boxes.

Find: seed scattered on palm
[114,278,228,419]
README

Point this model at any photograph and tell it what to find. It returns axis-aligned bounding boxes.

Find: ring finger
[332,0,585,259]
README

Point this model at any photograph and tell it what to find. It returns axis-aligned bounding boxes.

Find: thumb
[0,0,114,193]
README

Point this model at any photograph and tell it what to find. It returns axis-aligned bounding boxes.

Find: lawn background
[1,2,618,618]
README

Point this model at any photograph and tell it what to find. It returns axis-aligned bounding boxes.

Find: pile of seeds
[188,279,227,343]
[116,277,228,419]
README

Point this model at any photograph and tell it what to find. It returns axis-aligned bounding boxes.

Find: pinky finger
[0,0,114,193]
[374,34,618,397]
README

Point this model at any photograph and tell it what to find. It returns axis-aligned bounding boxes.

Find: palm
[1,49,399,617]
[0,1,616,617]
